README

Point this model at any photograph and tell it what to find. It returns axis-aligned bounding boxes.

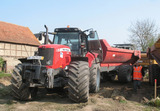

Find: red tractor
[11,25,140,103]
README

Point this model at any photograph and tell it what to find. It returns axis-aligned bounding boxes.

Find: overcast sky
[0,0,160,45]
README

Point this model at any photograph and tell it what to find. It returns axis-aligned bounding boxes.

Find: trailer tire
[68,61,89,103]
[118,65,132,82]
[89,64,100,93]
[110,75,116,81]
[100,72,116,82]
[11,64,30,100]
[100,72,108,82]
[149,64,160,86]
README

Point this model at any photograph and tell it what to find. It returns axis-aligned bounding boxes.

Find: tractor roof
[54,28,81,32]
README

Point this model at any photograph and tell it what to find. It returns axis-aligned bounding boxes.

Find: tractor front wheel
[68,61,89,103]
[11,64,30,100]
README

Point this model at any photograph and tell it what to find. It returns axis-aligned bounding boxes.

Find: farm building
[0,21,40,72]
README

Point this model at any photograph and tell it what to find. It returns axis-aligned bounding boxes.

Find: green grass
[148,98,160,107]
[119,100,127,104]
[0,72,11,78]
[0,72,11,97]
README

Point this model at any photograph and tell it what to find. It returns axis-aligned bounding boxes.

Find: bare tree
[128,19,159,51]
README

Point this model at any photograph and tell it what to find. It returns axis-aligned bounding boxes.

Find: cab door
[88,31,103,62]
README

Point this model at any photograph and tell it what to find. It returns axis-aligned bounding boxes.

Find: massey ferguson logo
[59,48,71,52]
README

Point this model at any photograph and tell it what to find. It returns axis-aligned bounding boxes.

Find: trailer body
[100,39,140,71]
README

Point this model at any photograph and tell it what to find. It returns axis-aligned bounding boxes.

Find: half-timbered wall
[0,42,38,57]
[0,42,38,72]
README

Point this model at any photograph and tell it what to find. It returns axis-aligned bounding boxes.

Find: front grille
[38,48,54,65]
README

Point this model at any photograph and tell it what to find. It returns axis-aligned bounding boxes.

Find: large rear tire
[68,61,89,103]
[89,64,100,93]
[11,64,31,100]
[118,65,132,82]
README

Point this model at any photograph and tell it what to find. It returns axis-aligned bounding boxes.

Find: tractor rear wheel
[68,61,89,103]
[89,64,100,93]
[11,64,31,100]
[118,65,132,82]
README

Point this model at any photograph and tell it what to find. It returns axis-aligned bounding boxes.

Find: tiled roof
[0,21,40,46]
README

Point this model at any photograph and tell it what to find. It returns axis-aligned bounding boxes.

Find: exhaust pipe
[44,25,48,44]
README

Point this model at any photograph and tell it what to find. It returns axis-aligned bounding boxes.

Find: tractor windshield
[53,32,80,55]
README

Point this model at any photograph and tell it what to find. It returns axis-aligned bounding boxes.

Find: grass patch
[145,97,160,108]
[0,72,11,78]
[148,98,160,107]
[119,100,127,104]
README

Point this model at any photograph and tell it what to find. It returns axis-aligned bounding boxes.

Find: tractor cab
[36,26,102,60]
[53,27,103,60]
[53,28,82,56]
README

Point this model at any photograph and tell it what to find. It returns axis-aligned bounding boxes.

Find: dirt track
[0,77,160,111]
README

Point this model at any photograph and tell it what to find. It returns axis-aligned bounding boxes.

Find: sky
[0,0,160,45]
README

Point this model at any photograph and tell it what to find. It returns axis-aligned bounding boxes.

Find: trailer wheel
[100,72,108,82]
[89,64,100,93]
[118,65,132,82]
[110,75,116,81]
[68,61,89,103]
[11,64,30,100]
[149,64,160,86]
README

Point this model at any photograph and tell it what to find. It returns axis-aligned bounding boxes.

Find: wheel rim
[96,68,100,90]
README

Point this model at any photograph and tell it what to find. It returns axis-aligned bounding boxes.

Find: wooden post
[155,79,157,99]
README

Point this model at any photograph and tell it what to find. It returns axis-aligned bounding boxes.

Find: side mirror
[39,33,43,40]
[89,31,95,38]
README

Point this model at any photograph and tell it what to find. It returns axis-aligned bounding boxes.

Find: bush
[0,57,4,67]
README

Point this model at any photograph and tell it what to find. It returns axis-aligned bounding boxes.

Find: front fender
[86,52,99,67]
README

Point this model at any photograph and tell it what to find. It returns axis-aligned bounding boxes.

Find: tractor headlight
[46,60,52,65]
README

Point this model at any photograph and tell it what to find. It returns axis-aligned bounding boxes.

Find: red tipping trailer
[99,39,141,82]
